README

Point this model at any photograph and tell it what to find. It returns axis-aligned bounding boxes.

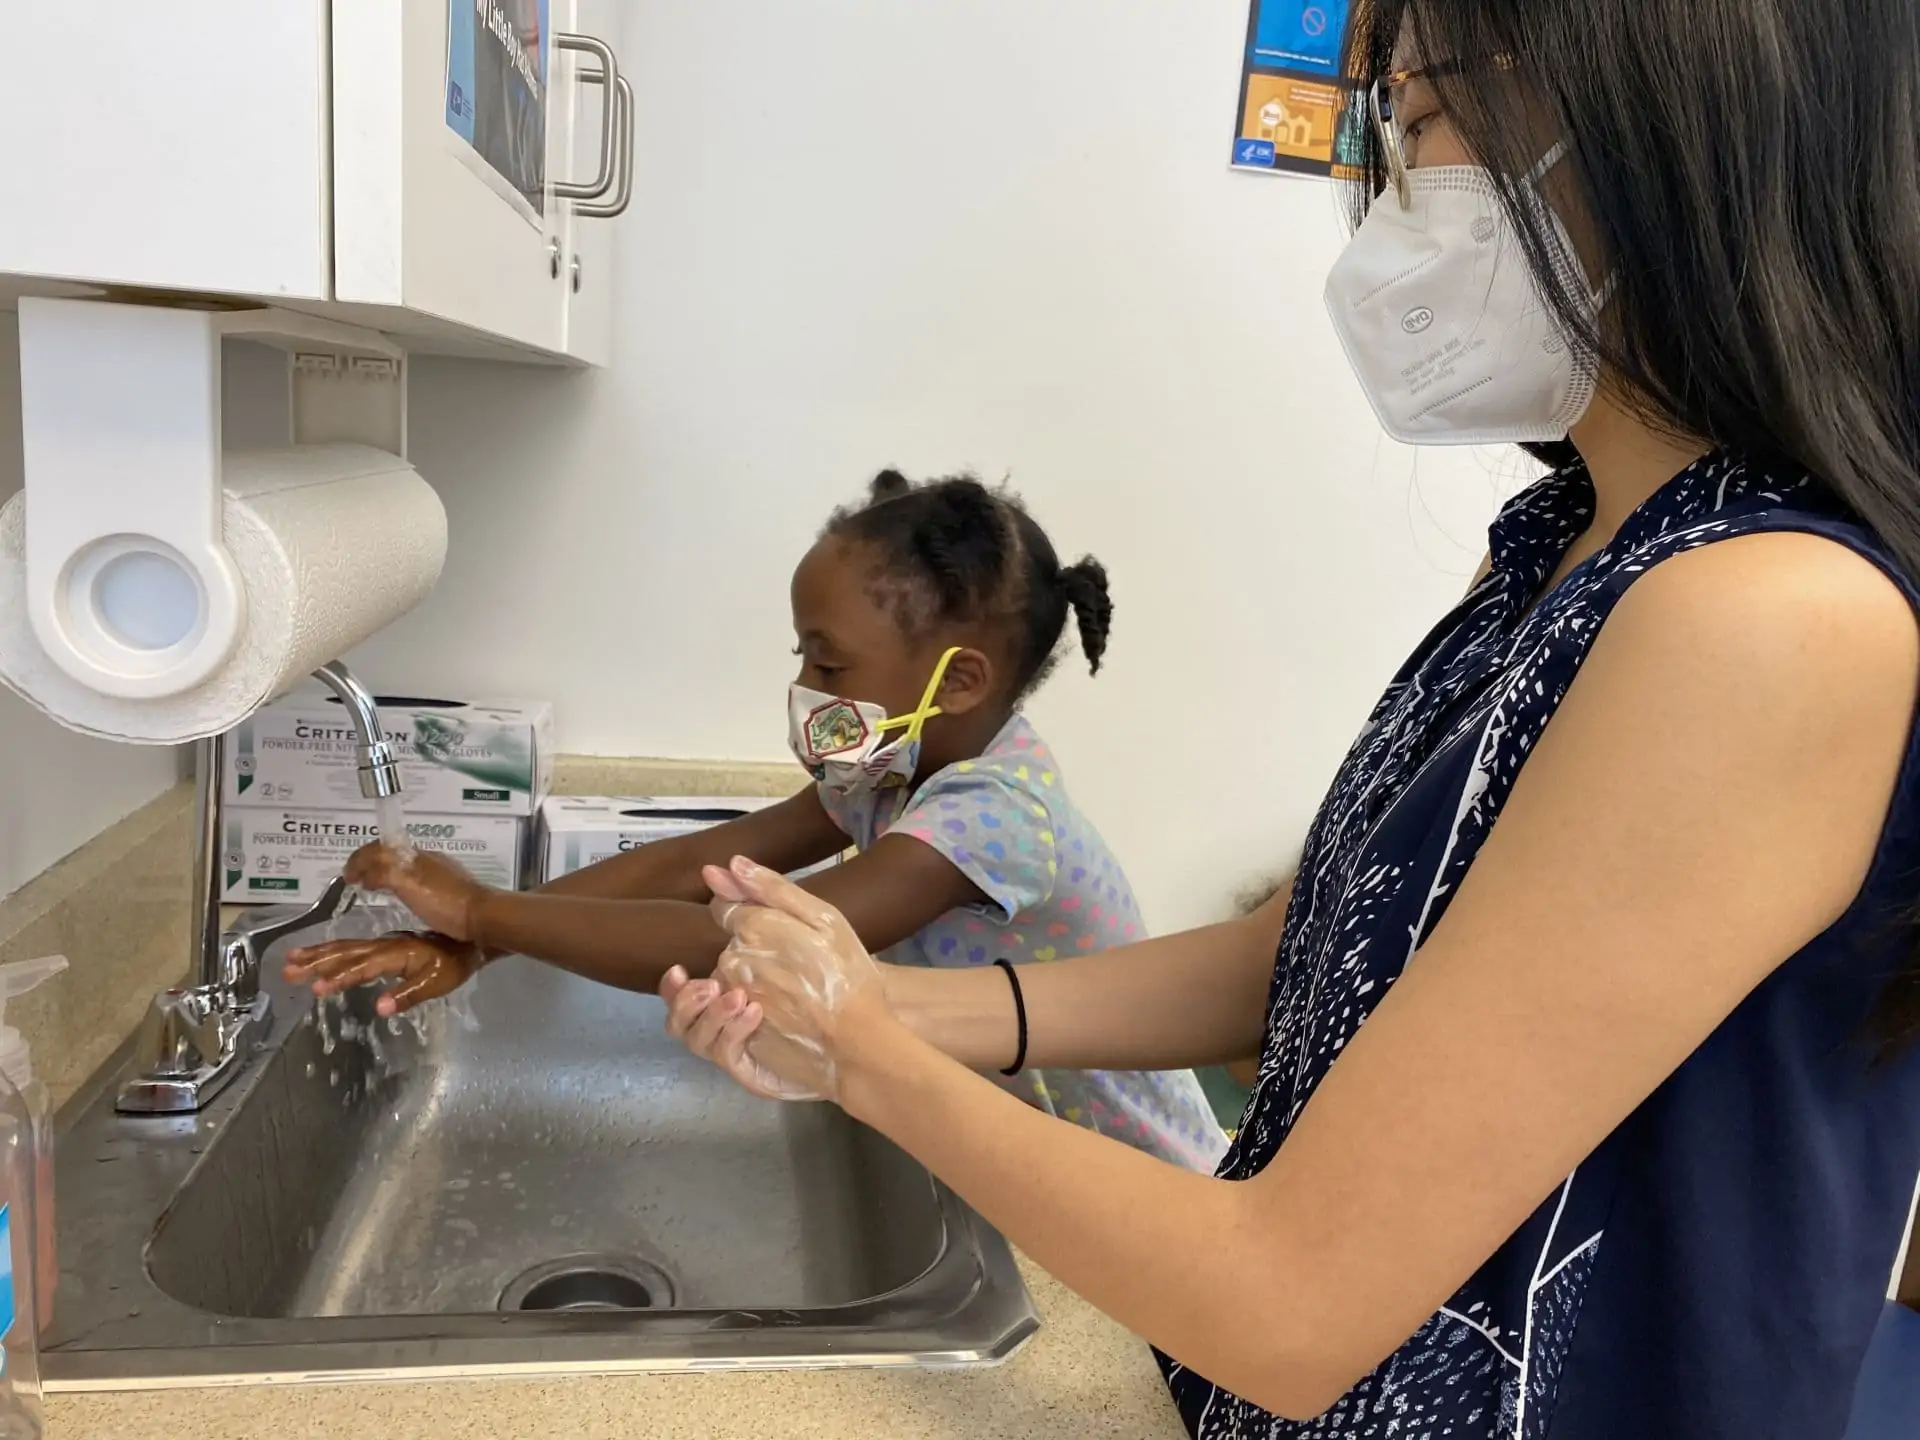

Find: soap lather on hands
[662,855,894,1104]
[283,842,488,1017]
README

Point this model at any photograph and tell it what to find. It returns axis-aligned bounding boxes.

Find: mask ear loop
[869,645,964,824]
[1519,135,1617,436]
[872,646,964,746]
[1524,136,1572,186]
[1522,136,1618,312]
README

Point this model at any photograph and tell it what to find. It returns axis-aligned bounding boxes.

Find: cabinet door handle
[574,73,633,220]
[553,32,619,201]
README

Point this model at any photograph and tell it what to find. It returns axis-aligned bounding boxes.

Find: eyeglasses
[1368,55,1514,209]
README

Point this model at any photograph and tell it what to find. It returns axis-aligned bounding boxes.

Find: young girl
[287,469,1227,1170]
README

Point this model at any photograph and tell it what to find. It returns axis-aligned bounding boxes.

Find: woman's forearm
[886,886,1289,1073]
[838,1018,1331,1419]
[472,891,727,991]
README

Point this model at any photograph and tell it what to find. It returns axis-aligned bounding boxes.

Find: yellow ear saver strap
[872,646,963,747]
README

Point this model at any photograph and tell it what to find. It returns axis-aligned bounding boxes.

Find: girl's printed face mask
[788,647,960,800]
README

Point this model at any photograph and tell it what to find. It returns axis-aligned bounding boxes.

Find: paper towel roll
[0,443,447,743]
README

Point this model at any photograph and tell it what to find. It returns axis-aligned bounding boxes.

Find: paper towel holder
[16,297,408,702]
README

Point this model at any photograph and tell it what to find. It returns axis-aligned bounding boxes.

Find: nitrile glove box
[221,807,526,904]
[536,796,788,884]
[226,691,554,816]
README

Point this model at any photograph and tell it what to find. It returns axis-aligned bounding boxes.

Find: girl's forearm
[886,897,1287,1073]
[529,791,844,906]
[471,892,727,991]
[534,840,712,903]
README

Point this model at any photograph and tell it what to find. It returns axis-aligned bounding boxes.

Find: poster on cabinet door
[1230,0,1366,180]
[445,0,551,226]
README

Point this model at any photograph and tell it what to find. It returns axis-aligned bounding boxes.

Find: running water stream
[374,792,414,858]
[303,787,479,1098]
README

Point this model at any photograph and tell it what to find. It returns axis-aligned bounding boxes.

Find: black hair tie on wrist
[994,958,1028,1077]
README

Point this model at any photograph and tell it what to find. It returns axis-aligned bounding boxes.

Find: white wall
[341,0,1534,934]
[0,315,183,899]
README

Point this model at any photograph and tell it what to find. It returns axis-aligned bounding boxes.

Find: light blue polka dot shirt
[818,714,1227,1170]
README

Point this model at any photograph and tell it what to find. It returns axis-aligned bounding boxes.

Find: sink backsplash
[3,784,195,1110]
[11,756,804,1113]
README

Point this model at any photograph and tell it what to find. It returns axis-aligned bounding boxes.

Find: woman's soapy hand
[341,841,492,942]
[661,856,899,1104]
[659,966,813,1100]
[284,931,485,1017]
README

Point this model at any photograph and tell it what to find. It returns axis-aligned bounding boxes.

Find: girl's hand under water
[284,931,485,1017]
[341,841,491,941]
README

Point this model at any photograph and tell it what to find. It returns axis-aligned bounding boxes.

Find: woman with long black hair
[662,1,1920,1433]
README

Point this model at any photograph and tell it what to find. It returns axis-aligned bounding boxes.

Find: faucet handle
[235,875,351,958]
[220,875,355,1005]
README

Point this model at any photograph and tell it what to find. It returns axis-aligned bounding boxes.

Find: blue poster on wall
[445,0,551,225]
[1231,0,1360,178]
[1251,0,1351,78]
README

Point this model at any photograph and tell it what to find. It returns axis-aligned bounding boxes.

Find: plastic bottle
[0,955,65,1440]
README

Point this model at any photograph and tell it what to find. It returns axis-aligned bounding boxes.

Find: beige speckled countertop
[47,1258,1187,1440]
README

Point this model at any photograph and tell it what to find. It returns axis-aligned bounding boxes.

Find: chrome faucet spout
[311,660,403,799]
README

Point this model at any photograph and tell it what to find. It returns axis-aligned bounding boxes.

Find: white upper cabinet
[0,3,629,365]
[0,6,333,301]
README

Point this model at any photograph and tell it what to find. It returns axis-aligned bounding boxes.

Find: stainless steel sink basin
[47,913,1034,1389]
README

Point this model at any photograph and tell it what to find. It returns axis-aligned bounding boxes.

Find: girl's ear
[933,646,996,717]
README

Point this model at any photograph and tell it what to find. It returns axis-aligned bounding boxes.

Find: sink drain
[518,1270,653,1311]
[499,1254,676,1312]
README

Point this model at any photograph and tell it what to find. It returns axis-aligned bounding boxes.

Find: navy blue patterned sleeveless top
[1161,452,1920,1438]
